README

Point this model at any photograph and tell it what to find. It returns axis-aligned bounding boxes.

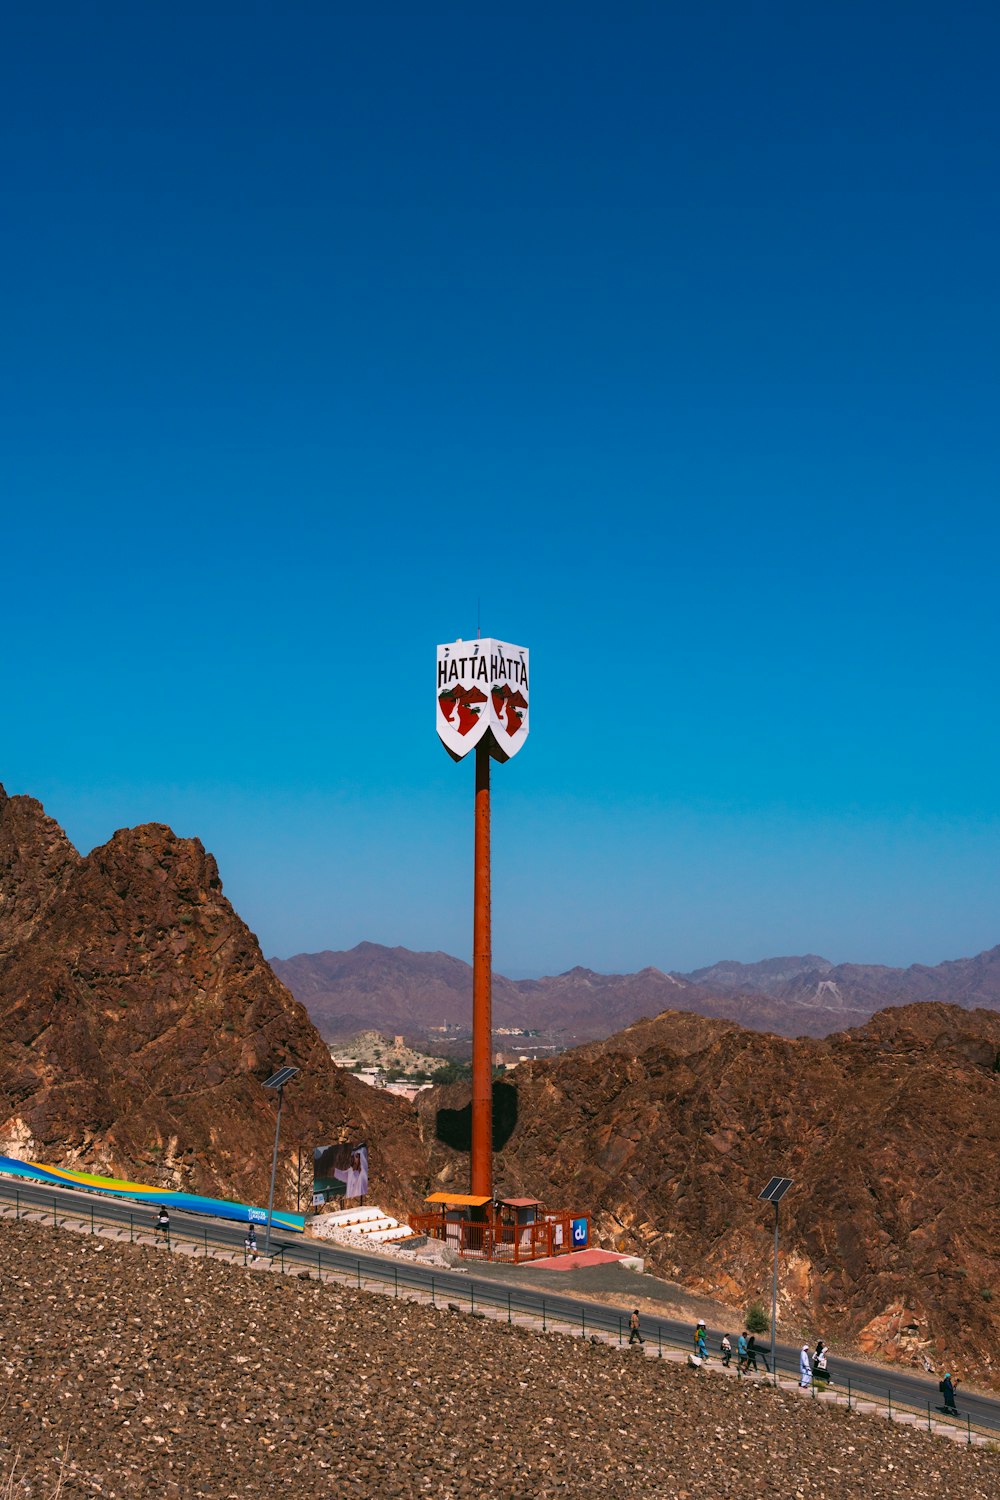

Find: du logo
[571,1217,589,1248]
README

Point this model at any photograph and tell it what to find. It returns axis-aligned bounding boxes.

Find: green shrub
[746,1300,770,1333]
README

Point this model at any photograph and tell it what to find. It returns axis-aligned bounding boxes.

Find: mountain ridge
[271,937,1000,1045]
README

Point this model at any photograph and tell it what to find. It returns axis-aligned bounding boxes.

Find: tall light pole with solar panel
[758,1174,793,1383]
[262,1066,299,1256]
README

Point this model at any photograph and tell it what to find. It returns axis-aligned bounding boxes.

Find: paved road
[1,1173,995,1435]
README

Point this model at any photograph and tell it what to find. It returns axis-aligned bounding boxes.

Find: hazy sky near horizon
[3,4,999,977]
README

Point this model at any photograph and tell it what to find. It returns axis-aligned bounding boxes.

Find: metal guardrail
[1,1185,994,1446]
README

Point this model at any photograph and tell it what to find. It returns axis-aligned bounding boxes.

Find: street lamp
[758,1175,794,1384]
[262,1066,299,1256]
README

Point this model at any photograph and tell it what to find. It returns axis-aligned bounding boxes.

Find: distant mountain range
[269,939,1000,1044]
[686,946,1000,1013]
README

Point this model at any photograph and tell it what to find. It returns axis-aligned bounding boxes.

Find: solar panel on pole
[758,1176,793,1204]
[264,1066,299,1091]
[757,1176,793,1383]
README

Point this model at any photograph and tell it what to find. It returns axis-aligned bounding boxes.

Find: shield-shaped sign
[436,637,530,762]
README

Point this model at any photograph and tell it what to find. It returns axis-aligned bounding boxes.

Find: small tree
[746,1300,770,1334]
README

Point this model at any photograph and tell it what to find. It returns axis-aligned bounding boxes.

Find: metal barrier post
[15,1189,19,1220]
[90,1205,95,1234]
[430,1275,435,1307]
[967,1415,971,1446]
[847,1377,851,1410]
[52,1196,58,1226]
[658,1326,662,1359]
[471,1285,475,1316]
[358,1261,362,1291]
[507,1291,511,1324]
[129,1212,134,1244]
[927,1402,932,1432]
[618,1316,622,1346]
[321,1251,325,1279]
[542,1298,546,1333]
[204,1228,209,1255]
[887,1389,892,1420]
[581,1308,586,1338]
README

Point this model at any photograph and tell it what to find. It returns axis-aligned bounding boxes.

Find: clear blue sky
[3,3,998,976]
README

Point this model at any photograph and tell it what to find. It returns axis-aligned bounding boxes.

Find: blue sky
[2,3,998,976]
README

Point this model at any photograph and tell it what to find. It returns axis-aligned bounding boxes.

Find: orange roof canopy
[424,1192,492,1207]
[501,1198,541,1207]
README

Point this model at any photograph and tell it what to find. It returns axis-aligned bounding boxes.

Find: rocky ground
[2,1219,999,1499]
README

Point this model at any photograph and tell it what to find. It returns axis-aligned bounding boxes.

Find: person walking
[737,1331,749,1373]
[694,1320,709,1362]
[744,1334,760,1373]
[244,1223,258,1263]
[628,1308,644,1346]
[154,1206,170,1245]
[813,1341,830,1388]
[799,1343,812,1388]
[940,1372,961,1416]
[720,1334,732,1367]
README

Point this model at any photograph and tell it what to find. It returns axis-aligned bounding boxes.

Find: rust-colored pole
[471,738,493,1201]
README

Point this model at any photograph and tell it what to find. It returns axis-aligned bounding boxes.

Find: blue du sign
[571,1217,589,1247]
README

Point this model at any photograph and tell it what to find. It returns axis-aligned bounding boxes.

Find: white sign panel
[436,638,530,762]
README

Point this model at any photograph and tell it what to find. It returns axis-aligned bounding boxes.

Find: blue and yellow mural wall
[0,1155,305,1232]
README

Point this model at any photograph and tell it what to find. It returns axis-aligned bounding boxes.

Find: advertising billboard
[312,1142,369,1207]
[436,638,529,762]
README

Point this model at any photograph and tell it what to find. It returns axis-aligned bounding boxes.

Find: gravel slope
[1,1219,998,1499]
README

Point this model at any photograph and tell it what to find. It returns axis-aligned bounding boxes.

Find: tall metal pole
[771,1202,780,1385]
[264,1083,285,1257]
[470,739,493,1201]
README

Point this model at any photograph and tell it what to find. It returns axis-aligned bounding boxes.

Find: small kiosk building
[412,1192,586,1263]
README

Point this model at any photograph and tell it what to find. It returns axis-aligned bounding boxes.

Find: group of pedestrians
[629,1309,841,1387]
[152,1205,263,1264]
[706,1324,770,1374]
[798,1340,832,1388]
[703,1321,833,1385]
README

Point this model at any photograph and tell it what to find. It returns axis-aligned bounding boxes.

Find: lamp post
[262,1066,299,1256]
[757,1175,793,1384]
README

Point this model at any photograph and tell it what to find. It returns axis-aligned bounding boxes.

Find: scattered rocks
[1,1217,998,1498]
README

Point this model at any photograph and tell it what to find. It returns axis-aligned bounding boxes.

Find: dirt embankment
[2,1218,999,1499]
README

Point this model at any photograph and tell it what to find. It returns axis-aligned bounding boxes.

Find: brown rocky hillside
[419,1001,1000,1385]
[0,786,425,1214]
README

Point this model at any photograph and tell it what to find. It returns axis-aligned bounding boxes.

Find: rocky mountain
[271,943,872,1045]
[275,939,1000,1047]
[271,942,536,1040]
[419,1001,1000,1382]
[0,786,424,1214]
[686,954,834,993]
[684,948,1000,1017]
